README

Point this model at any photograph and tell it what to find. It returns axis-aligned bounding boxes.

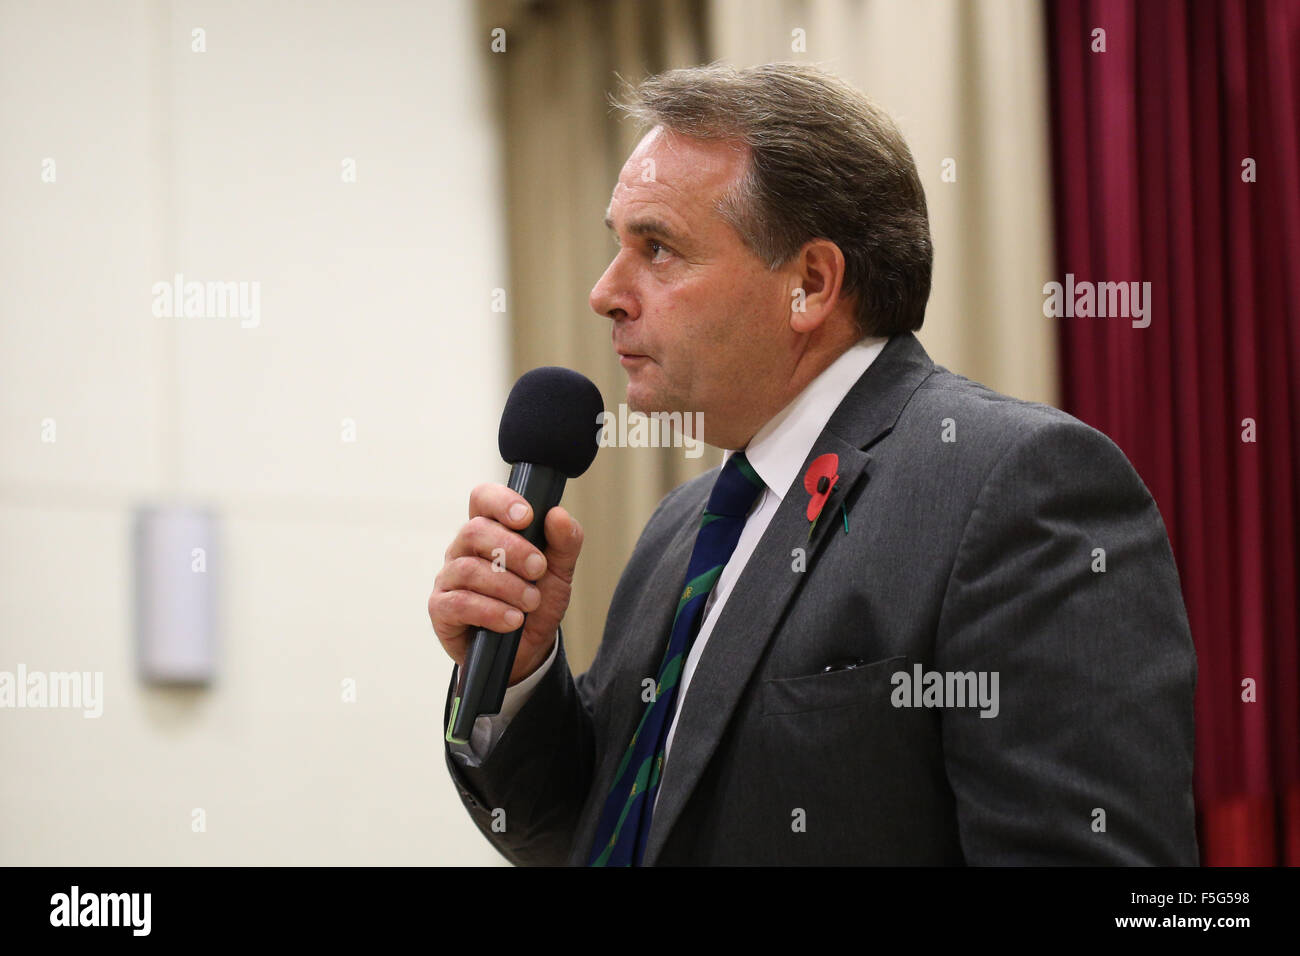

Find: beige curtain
[481,0,1058,671]
[478,0,716,672]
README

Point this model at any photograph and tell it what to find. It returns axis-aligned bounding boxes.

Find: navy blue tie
[588,451,765,866]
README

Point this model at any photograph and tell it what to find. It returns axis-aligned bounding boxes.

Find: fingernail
[525,553,546,577]
[505,608,524,628]
[524,585,540,607]
[509,502,528,523]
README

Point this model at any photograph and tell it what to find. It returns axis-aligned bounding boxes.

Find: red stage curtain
[1047,0,1300,866]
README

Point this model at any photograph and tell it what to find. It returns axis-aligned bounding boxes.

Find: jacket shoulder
[906,365,1126,460]
[887,366,1152,517]
[914,365,1083,429]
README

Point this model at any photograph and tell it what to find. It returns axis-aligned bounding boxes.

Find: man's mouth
[616,349,650,367]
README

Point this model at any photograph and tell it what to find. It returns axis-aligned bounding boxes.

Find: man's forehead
[604,129,747,226]
[624,127,744,184]
[603,180,679,219]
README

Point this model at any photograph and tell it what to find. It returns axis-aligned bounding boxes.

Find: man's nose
[589,255,637,321]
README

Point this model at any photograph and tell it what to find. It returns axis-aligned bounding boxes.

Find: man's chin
[625,387,673,416]
[624,382,652,414]
[624,372,694,418]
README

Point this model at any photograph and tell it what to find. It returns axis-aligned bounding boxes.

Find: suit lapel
[640,332,935,865]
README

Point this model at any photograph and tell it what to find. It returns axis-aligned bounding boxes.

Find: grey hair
[611,62,933,338]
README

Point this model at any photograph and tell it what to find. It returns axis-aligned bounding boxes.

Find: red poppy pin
[803,453,840,538]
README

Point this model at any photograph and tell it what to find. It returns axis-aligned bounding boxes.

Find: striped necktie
[588,451,765,866]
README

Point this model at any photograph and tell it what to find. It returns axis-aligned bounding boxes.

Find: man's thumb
[542,506,583,579]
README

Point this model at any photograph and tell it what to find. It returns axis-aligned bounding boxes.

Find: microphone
[446,366,604,746]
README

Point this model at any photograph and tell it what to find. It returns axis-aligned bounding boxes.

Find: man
[429,63,1198,865]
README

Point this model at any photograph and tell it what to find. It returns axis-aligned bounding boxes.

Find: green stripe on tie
[591,754,655,866]
[675,566,724,616]
[732,453,762,488]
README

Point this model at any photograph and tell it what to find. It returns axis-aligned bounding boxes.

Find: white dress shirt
[449,335,890,799]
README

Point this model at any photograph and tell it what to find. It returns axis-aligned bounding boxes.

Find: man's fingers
[430,494,581,677]
[468,482,533,529]
[432,586,527,638]
[437,556,542,614]
[445,514,548,580]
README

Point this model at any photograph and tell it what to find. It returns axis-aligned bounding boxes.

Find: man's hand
[429,483,583,686]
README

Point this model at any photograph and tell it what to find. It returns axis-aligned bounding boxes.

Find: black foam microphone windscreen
[498,366,605,478]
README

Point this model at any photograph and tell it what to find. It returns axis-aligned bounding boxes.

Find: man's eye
[648,239,670,259]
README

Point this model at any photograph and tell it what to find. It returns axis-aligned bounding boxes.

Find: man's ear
[789,238,847,334]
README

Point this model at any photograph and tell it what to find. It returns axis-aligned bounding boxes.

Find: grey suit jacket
[442,332,1199,865]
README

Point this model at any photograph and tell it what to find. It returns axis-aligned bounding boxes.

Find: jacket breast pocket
[760,655,906,717]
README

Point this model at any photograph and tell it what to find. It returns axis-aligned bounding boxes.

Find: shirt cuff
[498,632,559,721]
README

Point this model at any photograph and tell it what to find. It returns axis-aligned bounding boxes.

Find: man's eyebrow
[603,214,686,244]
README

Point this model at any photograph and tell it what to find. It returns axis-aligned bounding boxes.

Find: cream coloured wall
[0,0,508,864]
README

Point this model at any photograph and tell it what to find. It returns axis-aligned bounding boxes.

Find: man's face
[590,126,795,444]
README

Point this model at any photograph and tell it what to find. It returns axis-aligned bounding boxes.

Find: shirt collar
[723,335,889,500]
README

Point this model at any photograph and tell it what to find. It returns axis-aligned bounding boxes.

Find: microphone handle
[446,462,567,745]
